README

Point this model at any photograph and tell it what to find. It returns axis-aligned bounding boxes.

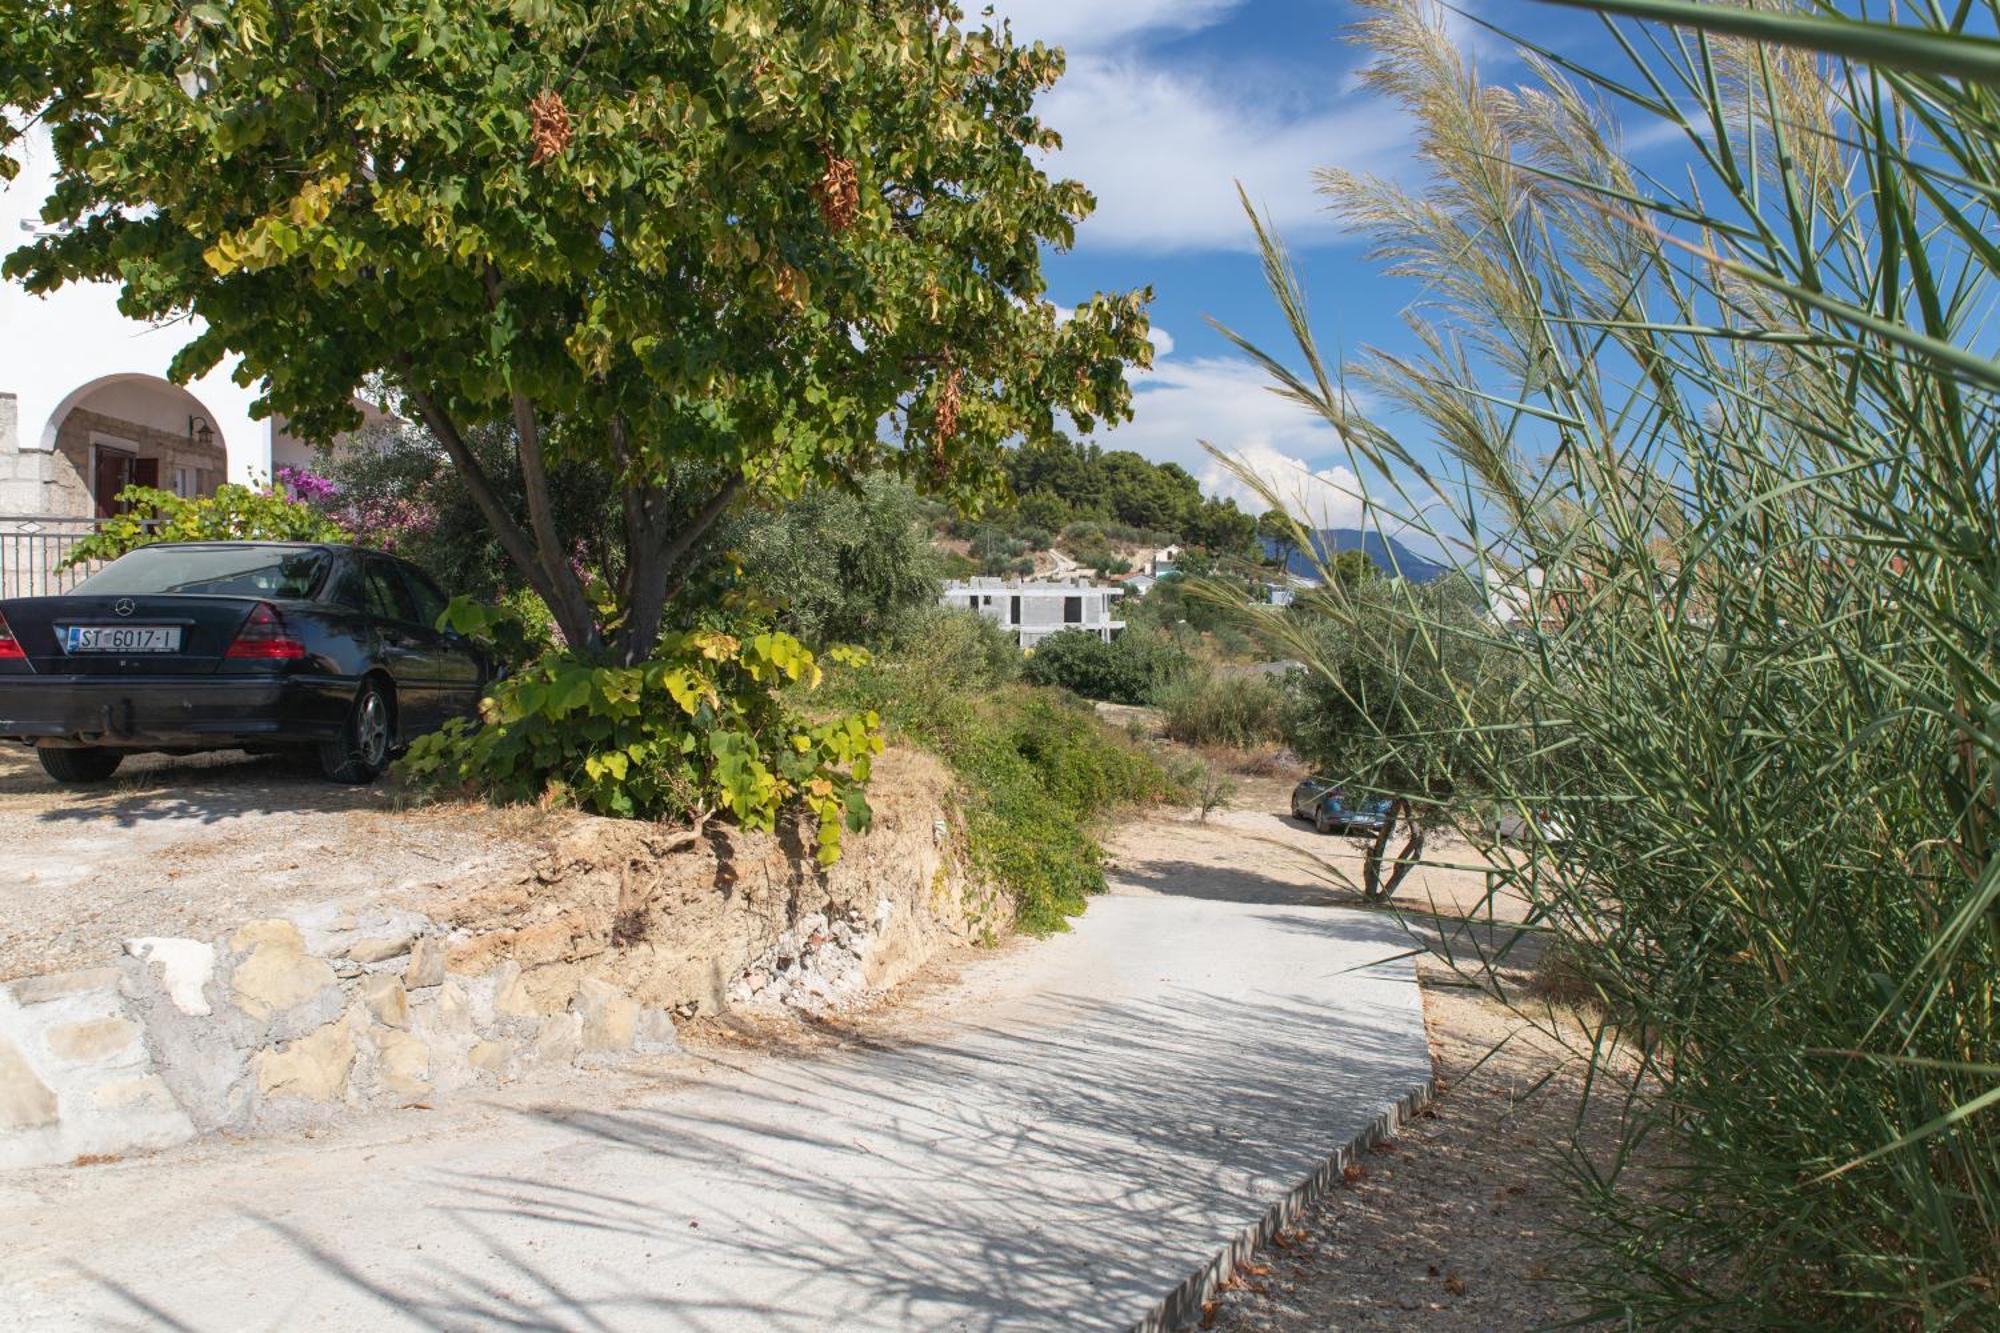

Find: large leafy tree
[3,0,1150,661]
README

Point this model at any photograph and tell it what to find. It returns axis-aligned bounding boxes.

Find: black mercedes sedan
[0,541,488,785]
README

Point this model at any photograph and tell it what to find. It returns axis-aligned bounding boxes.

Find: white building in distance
[943,578,1125,650]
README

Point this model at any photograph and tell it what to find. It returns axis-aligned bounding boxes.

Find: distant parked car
[1493,808,1571,846]
[0,541,489,786]
[1289,777,1396,837]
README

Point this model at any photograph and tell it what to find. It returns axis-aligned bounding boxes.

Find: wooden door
[93,449,135,518]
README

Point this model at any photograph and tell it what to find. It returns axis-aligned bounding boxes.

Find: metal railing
[0,514,100,599]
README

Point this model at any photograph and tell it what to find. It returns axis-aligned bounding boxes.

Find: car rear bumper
[0,674,355,750]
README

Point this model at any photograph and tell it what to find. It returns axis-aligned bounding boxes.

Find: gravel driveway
[1,747,539,981]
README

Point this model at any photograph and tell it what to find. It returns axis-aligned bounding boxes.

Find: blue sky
[982,0,1608,525]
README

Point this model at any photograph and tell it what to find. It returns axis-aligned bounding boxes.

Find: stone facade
[49,404,227,519]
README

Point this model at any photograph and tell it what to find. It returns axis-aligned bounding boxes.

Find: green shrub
[831,647,1174,933]
[398,625,881,867]
[862,607,1020,728]
[1157,671,1288,749]
[1020,628,1186,705]
[1219,1,2000,1321]
[64,484,348,566]
[723,476,944,649]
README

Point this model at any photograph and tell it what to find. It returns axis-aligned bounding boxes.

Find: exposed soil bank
[1,748,1002,1169]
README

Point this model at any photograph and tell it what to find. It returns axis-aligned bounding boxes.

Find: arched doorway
[38,375,231,519]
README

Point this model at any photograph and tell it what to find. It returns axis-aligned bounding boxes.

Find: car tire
[1315,806,1334,835]
[37,747,124,784]
[320,680,393,784]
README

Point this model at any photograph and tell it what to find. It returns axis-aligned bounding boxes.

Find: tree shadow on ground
[109,978,1430,1331]
[7,747,387,827]
[1115,855,1548,978]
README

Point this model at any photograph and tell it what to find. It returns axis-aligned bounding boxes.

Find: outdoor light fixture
[189,416,214,449]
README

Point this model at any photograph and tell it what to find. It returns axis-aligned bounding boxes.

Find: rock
[403,936,447,990]
[124,938,216,1017]
[0,1035,58,1130]
[634,1008,680,1056]
[433,979,471,1035]
[494,964,539,1019]
[357,976,409,1030]
[253,1020,355,1102]
[530,1013,581,1068]
[44,1017,144,1068]
[346,935,414,965]
[6,966,121,1008]
[467,1039,513,1074]
[229,921,336,1021]
[375,1031,430,1099]
[574,977,638,1053]
[89,1074,181,1115]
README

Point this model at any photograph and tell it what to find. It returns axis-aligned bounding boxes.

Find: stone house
[1,123,383,591]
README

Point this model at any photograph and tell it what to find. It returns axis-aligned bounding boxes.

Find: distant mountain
[1261,529,1450,584]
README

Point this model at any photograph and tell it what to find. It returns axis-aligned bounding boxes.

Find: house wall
[941,583,1125,648]
[1,123,272,511]
[50,406,229,518]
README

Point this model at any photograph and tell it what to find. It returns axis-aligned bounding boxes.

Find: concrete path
[1,854,1430,1330]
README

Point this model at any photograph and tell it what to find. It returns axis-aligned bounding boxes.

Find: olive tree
[3,0,1150,661]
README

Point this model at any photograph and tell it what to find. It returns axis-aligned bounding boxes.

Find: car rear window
[74,546,330,600]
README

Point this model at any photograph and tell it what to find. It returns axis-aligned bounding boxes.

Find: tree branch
[508,388,596,651]
[398,378,555,611]
[614,474,744,665]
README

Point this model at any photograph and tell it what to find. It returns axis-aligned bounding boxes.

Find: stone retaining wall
[1,749,1001,1170]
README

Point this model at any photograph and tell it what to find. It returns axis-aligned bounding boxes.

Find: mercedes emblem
[114,598,135,618]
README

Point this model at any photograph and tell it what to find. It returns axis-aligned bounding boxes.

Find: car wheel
[1315,806,1334,835]
[37,747,124,784]
[320,680,392,784]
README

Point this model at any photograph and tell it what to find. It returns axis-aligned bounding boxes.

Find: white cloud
[981,0,1244,53]
[1034,55,1406,253]
[1073,346,1363,522]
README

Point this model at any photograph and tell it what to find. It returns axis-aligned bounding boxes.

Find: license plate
[64,625,182,654]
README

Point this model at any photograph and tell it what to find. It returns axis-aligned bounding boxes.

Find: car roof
[130,540,397,560]
[135,540,347,551]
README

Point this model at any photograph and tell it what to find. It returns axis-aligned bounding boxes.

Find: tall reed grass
[1222,0,2000,1322]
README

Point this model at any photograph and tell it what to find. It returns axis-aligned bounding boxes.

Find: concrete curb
[1136,1078,1438,1332]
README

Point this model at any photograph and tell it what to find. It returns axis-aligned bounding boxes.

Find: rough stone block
[0,1035,58,1131]
[89,1074,182,1116]
[254,1020,355,1103]
[494,963,539,1020]
[44,1017,144,1069]
[125,937,218,1017]
[403,936,447,990]
[357,976,409,1030]
[575,977,638,1053]
[530,1013,581,1068]
[6,967,122,1008]
[230,921,337,1021]
[431,979,472,1038]
[467,1040,513,1074]
[634,1008,680,1056]
[346,935,414,965]
[375,1031,431,1099]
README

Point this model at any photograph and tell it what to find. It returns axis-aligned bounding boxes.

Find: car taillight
[0,610,23,660]
[225,603,306,661]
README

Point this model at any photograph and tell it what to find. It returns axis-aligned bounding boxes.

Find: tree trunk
[508,393,600,653]
[612,475,743,665]
[1361,798,1427,902]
